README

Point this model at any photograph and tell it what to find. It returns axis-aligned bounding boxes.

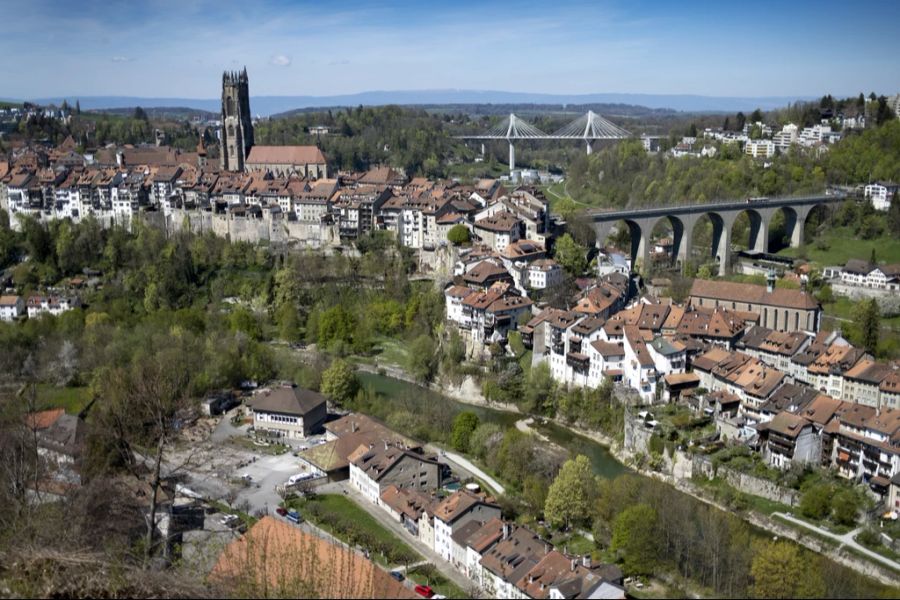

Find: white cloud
[110,56,133,63]
[270,54,291,67]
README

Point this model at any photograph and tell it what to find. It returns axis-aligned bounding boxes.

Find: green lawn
[287,494,420,567]
[373,336,410,368]
[34,384,92,415]
[778,228,900,266]
[549,532,595,556]
[407,564,467,599]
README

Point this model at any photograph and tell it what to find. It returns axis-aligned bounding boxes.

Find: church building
[220,69,328,178]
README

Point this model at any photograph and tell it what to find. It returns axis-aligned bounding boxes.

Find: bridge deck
[587,194,844,221]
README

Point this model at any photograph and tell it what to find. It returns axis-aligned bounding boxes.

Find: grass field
[287,494,420,567]
[779,228,900,266]
[406,564,467,599]
[35,384,92,415]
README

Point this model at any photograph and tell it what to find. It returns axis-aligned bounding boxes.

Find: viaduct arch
[590,195,839,275]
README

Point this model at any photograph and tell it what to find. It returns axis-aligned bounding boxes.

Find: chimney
[582,554,591,569]
[115,151,124,168]
[766,269,776,293]
[502,523,510,539]
[570,558,577,572]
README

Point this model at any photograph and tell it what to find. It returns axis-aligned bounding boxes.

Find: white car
[219,514,239,526]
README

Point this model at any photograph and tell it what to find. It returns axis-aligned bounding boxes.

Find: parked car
[389,571,405,582]
[286,509,303,524]
[414,584,434,598]
[275,506,288,517]
[219,514,239,527]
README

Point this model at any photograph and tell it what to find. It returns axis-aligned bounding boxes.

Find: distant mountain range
[7,90,817,117]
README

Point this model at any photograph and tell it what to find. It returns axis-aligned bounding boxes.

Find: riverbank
[350,359,900,586]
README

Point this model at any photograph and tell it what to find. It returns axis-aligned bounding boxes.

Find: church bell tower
[220,68,254,171]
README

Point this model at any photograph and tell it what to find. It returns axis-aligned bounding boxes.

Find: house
[758,411,821,470]
[432,490,502,563]
[515,551,625,600]
[462,259,514,290]
[0,295,24,321]
[864,182,898,211]
[248,384,327,440]
[839,259,900,291]
[25,295,80,318]
[473,211,522,252]
[464,517,505,584]
[479,524,549,599]
[379,485,436,538]
[209,516,414,598]
[832,404,900,490]
[300,413,420,481]
[348,442,441,504]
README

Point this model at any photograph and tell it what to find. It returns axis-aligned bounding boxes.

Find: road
[773,512,900,571]
[321,480,475,592]
[432,447,505,496]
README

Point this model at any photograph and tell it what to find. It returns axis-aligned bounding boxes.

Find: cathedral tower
[220,68,254,171]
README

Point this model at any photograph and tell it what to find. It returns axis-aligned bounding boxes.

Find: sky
[2,0,899,100]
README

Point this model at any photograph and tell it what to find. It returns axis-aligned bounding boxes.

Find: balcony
[552,342,565,356]
[566,352,590,373]
[569,336,583,354]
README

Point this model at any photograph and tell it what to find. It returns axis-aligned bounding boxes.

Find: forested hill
[564,120,900,209]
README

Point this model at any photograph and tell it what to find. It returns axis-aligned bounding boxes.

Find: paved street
[431,447,506,496]
[774,512,899,571]
[323,480,475,593]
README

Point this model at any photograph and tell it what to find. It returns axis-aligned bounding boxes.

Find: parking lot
[171,406,326,516]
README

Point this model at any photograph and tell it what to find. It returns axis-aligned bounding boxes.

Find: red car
[275,506,288,516]
[414,584,434,598]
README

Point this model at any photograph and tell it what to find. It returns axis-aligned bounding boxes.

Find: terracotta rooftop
[210,516,414,598]
[690,279,819,310]
[246,145,327,166]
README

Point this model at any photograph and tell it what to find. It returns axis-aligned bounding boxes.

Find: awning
[838,451,850,462]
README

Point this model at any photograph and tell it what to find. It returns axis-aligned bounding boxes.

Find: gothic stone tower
[220,68,254,171]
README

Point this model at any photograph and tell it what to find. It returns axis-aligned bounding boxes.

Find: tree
[610,503,658,576]
[133,106,149,121]
[450,412,480,453]
[320,359,359,406]
[887,193,900,237]
[524,362,556,415]
[749,540,825,598]
[75,99,81,114]
[407,334,438,382]
[544,455,597,529]
[831,489,859,527]
[553,234,588,275]
[447,224,470,245]
[853,298,880,354]
[799,483,833,520]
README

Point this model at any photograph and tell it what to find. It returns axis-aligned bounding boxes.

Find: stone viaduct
[589,194,846,275]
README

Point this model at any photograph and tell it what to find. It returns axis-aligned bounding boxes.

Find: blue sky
[3,0,899,99]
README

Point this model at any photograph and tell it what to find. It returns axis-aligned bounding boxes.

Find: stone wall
[692,455,799,506]
[149,208,342,249]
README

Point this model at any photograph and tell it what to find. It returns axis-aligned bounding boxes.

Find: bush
[856,527,882,549]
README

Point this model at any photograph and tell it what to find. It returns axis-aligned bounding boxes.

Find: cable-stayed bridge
[456,111,631,170]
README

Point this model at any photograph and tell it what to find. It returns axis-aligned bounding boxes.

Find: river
[357,372,626,479]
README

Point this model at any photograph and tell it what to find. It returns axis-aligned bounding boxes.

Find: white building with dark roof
[249,383,327,439]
